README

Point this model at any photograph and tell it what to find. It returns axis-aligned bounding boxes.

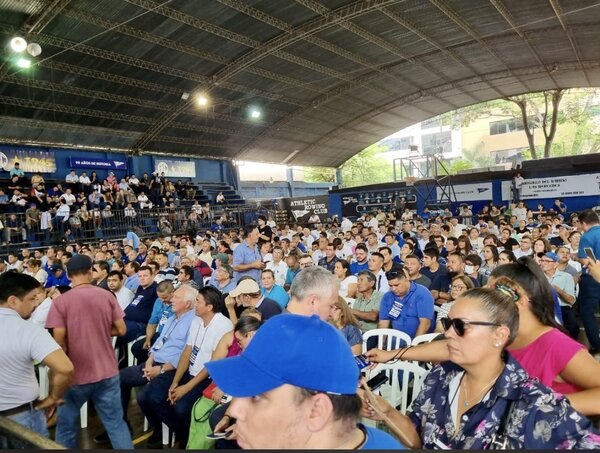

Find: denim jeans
[120,364,174,421]
[8,405,48,437]
[122,320,147,344]
[577,274,600,350]
[56,375,133,449]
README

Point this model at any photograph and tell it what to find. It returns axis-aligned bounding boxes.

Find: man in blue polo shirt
[378,268,435,339]
[577,209,600,354]
[232,224,264,282]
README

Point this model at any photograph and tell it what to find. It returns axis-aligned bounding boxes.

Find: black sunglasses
[440,317,500,337]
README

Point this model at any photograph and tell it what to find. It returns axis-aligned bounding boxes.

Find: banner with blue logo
[154,158,196,178]
[69,157,128,171]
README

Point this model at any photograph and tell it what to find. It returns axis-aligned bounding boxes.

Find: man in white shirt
[514,234,534,259]
[333,237,353,262]
[128,174,140,193]
[54,199,71,235]
[341,216,352,232]
[368,252,389,293]
[266,246,288,286]
[79,171,91,188]
[60,188,76,206]
[311,237,328,265]
[6,252,22,272]
[137,192,152,209]
[0,272,73,437]
[107,271,134,310]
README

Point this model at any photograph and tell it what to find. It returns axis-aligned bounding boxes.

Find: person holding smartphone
[206,314,403,449]
[576,210,600,355]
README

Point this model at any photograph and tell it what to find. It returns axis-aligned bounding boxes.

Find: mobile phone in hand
[206,432,227,440]
[366,371,389,392]
[355,354,371,370]
[584,247,597,263]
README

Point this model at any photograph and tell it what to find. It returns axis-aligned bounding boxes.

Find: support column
[335,167,343,187]
[286,167,295,198]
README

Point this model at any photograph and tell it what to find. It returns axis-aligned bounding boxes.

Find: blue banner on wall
[0,146,56,173]
[69,157,128,171]
[154,159,196,178]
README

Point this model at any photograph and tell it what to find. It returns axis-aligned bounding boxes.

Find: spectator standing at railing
[5,213,25,244]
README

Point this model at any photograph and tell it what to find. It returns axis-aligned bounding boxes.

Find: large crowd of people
[0,165,230,245]
[1,193,600,449]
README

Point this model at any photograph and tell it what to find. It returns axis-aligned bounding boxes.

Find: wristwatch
[159,365,165,374]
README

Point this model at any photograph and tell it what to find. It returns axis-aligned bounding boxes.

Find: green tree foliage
[456,88,600,159]
[303,166,336,183]
[339,143,392,187]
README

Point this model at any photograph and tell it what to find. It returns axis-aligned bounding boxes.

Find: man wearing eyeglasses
[540,252,577,339]
[378,269,435,339]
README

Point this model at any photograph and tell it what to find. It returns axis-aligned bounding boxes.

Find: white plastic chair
[38,365,88,428]
[411,333,440,346]
[362,328,411,354]
[162,423,172,446]
[365,361,429,414]
[127,335,146,367]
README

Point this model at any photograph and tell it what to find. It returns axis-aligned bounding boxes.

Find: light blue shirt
[125,231,140,250]
[261,284,290,309]
[124,273,139,293]
[232,240,261,282]
[208,279,237,295]
[149,298,173,334]
[151,309,195,368]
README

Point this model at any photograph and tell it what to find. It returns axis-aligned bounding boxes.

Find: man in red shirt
[46,255,133,449]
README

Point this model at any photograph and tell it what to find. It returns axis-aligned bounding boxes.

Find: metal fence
[0,204,268,252]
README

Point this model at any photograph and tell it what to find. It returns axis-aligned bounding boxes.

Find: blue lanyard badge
[158,310,169,327]
[189,345,199,367]
[388,297,404,320]
[387,284,415,320]
[130,295,143,307]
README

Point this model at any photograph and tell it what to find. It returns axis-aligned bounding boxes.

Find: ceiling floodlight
[181,92,190,100]
[26,42,42,56]
[17,58,31,68]
[197,95,209,106]
[10,36,27,52]
[250,108,261,119]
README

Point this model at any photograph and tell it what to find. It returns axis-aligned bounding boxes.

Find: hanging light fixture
[26,42,42,56]
[10,36,27,52]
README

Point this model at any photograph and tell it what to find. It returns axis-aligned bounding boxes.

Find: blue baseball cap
[544,252,560,262]
[205,314,358,397]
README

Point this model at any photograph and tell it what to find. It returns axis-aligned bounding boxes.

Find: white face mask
[464,265,475,275]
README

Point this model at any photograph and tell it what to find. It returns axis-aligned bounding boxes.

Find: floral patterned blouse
[409,354,600,449]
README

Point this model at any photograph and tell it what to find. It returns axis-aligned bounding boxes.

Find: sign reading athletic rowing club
[282,195,329,223]
[154,159,196,178]
[0,146,56,173]
[69,157,128,171]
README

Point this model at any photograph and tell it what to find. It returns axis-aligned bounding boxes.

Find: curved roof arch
[0,0,598,167]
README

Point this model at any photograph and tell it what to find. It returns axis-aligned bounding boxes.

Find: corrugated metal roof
[0,0,599,167]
